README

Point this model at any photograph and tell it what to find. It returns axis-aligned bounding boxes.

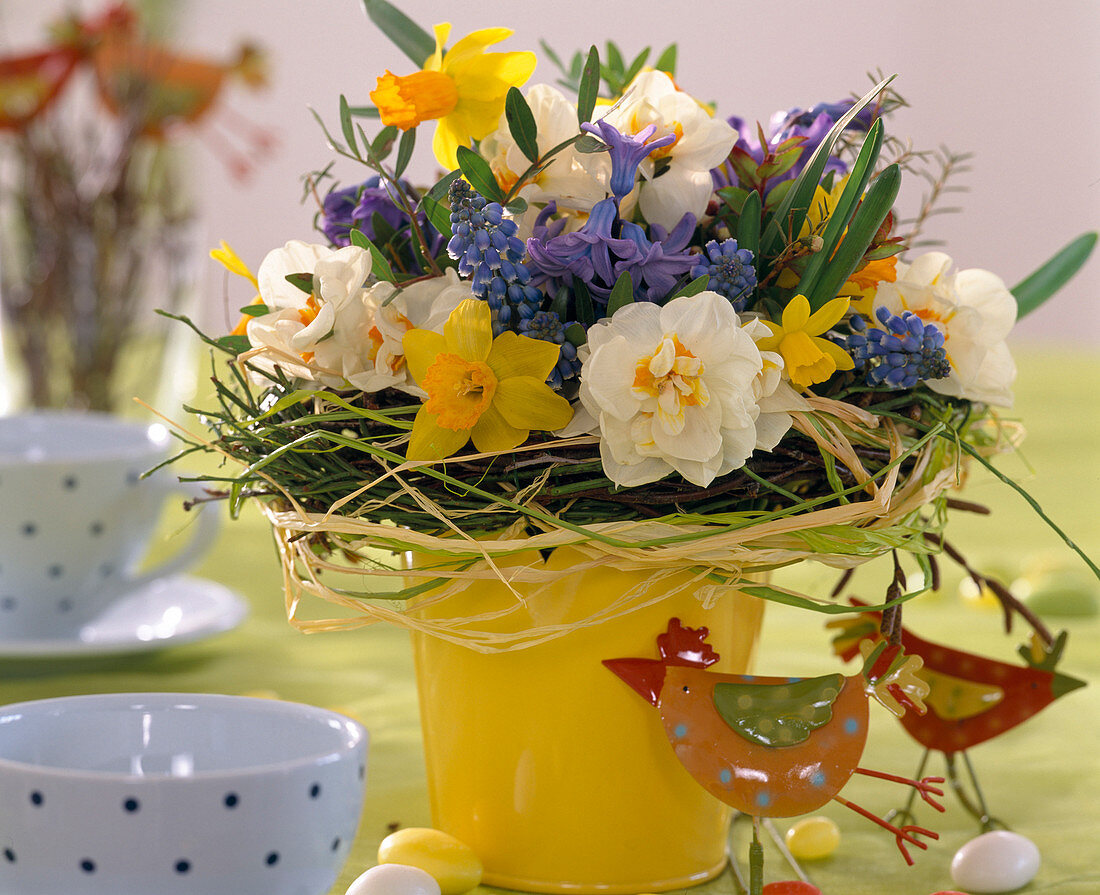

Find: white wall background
[3,0,1098,343]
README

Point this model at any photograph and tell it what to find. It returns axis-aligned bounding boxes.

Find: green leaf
[369,124,398,161]
[238,304,270,318]
[504,197,528,215]
[672,274,710,299]
[654,43,677,75]
[574,134,608,154]
[370,210,397,248]
[549,286,570,321]
[605,41,624,74]
[426,168,462,202]
[538,39,565,73]
[761,75,895,258]
[420,195,452,239]
[339,95,358,158]
[805,164,901,310]
[505,86,540,164]
[285,272,314,294]
[393,127,416,178]
[623,47,650,85]
[606,271,635,315]
[795,118,884,300]
[1011,232,1097,318]
[349,229,396,283]
[573,279,596,326]
[737,189,762,257]
[577,46,600,125]
[215,334,252,355]
[345,105,381,119]
[564,322,588,347]
[456,145,504,203]
[361,0,435,67]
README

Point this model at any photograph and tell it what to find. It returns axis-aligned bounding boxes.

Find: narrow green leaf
[761,75,895,257]
[370,211,397,248]
[361,0,435,67]
[672,274,711,299]
[574,134,608,154]
[805,164,901,310]
[606,271,635,315]
[654,43,677,75]
[623,47,650,85]
[796,118,884,299]
[1011,232,1097,318]
[539,39,564,73]
[393,127,416,178]
[349,229,396,283]
[285,272,314,294]
[215,334,252,355]
[505,86,540,164]
[577,46,600,125]
[346,105,381,119]
[504,197,528,215]
[420,195,452,239]
[238,304,270,318]
[549,286,570,321]
[564,322,588,347]
[456,145,504,203]
[426,169,462,202]
[737,189,762,257]
[339,95,359,158]
[573,279,596,326]
[369,124,399,161]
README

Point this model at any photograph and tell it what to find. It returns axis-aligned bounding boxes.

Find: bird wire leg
[833,794,939,865]
[852,766,946,813]
[886,748,932,826]
[727,812,812,895]
[945,751,1008,832]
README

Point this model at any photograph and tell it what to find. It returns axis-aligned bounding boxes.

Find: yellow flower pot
[410,546,765,893]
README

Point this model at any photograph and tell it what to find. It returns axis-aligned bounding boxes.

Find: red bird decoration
[829,602,1085,828]
[603,617,946,883]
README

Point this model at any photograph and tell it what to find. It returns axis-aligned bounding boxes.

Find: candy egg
[784,815,840,860]
[950,830,1040,893]
[761,882,822,895]
[378,827,482,895]
[346,864,441,895]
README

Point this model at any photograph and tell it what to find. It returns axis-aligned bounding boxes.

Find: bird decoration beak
[1052,669,1086,698]
[602,658,666,706]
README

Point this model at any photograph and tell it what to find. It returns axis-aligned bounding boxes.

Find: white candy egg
[346,863,443,895]
[950,830,1040,893]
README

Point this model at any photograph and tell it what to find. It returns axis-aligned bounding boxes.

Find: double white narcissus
[873,252,1017,406]
[578,291,779,488]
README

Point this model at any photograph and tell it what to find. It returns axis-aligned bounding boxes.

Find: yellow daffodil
[210,241,263,336]
[755,294,854,390]
[402,299,572,460]
[371,23,536,170]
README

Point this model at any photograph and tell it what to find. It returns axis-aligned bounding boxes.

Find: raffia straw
[263,396,966,652]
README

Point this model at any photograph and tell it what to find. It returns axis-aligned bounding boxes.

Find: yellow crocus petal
[470,401,526,453]
[402,329,448,386]
[443,299,493,361]
[805,295,851,335]
[494,377,574,431]
[210,241,258,290]
[407,407,471,460]
[444,27,516,68]
[782,294,812,331]
[816,336,856,371]
[486,331,561,381]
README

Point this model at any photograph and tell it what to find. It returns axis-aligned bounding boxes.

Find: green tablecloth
[2,348,1098,895]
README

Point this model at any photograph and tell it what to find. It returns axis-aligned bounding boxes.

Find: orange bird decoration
[829,602,1085,830]
[604,618,946,890]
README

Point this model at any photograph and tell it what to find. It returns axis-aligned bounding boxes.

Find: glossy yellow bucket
[410,546,764,893]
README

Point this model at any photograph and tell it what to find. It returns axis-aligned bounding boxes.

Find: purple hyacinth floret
[617,214,699,302]
[518,310,582,388]
[581,119,675,199]
[847,307,951,389]
[690,238,757,310]
[447,179,540,335]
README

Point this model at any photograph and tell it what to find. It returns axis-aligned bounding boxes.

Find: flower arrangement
[0,2,266,412]
[172,0,1096,647]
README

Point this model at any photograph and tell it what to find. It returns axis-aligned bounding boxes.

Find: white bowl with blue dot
[0,693,368,895]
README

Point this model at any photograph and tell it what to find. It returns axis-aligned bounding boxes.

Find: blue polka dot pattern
[718,768,732,785]
[811,770,827,787]
[844,717,860,735]
[673,723,688,739]
[755,791,772,808]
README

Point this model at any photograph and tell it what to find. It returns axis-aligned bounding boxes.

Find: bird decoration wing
[711,673,844,748]
[920,667,1004,720]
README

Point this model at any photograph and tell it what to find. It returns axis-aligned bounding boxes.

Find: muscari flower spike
[846,306,951,389]
[447,178,542,335]
[690,238,757,310]
[518,310,581,389]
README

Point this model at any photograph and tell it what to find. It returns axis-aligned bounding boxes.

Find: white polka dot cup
[0,693,368,895]
[0,411,220,639]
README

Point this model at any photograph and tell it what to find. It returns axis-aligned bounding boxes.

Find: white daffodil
[246,241,374,389]
[873,252,1017,406]
[578,291,765,487]
[742,317,810,449]
[481,84,607,218]
[354,269,470,395]
[593,70,735,231]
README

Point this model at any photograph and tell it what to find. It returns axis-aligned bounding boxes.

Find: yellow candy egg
[377,828,482,895]
[784,816,840,860]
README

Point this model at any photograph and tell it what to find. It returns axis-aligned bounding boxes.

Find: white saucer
[0,575,249,659]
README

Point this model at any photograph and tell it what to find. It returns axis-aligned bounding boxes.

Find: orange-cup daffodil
[755,294,855,390]
[402,299,572,460]
[371,23,536,170]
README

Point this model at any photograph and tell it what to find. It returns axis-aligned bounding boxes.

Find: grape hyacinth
[690,238,757,310]
[447,179,542,335]
[519,310,582,388]
[847,306,951,389]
